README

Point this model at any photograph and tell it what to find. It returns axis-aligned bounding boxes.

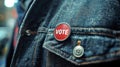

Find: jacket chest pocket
[42,24,120,65]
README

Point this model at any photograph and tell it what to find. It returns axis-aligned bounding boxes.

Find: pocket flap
[43,27,120,65]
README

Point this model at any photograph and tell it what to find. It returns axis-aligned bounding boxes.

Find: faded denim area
[11,0,120,67]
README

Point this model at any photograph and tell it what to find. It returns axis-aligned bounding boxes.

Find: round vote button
[54,23,71,41]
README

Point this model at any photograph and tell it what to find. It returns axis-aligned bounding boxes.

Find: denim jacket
[10,0,120,67]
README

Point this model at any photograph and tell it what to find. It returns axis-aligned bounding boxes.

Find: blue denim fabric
[11,0,120,67]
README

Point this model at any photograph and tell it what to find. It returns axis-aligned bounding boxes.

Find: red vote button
[54,23,71,41]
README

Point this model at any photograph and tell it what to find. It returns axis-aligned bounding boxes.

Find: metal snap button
[73,40,84,58]
[25,30,37,36]
[73,45,84,58]
[26,30,31,36]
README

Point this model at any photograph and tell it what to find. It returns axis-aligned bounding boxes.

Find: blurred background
[0,0,18,67]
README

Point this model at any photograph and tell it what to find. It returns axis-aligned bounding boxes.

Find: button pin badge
[54,23,71,41]
[73,40,84,58]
